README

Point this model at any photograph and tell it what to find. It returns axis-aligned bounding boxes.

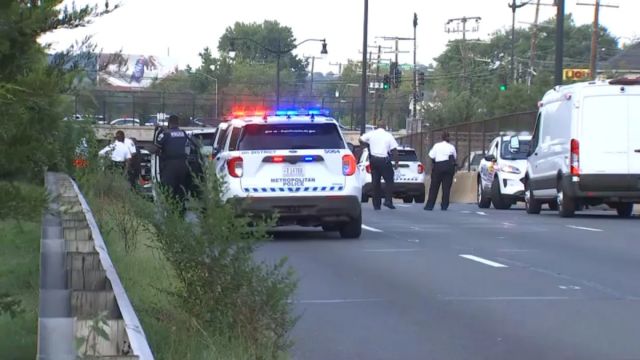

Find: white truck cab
[525,76,640,217]
[214,110,363,238]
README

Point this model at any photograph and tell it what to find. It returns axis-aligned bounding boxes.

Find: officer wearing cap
[359,121,399,210]
[154,115,190,211]
[425,131,457,211]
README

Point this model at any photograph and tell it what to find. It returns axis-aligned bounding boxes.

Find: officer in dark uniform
[154,115,190,212]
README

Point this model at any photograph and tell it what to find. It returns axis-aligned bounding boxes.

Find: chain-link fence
[397,111,537,172]
[71,90,381,128]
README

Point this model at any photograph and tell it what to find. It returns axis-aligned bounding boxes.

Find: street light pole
[361,0,369,135]
[413,13,418,134]
[197,72,218,121]
[509,0,530,84]
[229,37,326,109]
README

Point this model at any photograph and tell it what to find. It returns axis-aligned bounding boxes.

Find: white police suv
[477,134,532,209]
[358,145,425,203]
[214,109,363,238]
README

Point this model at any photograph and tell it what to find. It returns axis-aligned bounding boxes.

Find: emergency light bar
[228,108,330,118]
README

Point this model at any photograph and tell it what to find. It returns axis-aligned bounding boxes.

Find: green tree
[218,21,308,93]
[425,13,620,127]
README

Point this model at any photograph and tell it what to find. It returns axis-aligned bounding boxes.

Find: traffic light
[499,83,508,91]
[382,74,390,89]
[418,71,425,87]
[394,66,402,88]
[390,62,402,89]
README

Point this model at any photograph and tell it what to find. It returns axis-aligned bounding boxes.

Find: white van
[524,76,640,217]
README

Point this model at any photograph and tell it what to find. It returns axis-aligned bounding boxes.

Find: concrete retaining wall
[38,173,153,359]
[424,171,478,204]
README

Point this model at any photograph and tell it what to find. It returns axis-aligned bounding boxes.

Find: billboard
[98,53,178,88]
[563,69,592,81]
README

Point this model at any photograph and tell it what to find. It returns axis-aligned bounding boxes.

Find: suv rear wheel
[339,212,362,239]
[414,192,425,203]
[403,196,413,204]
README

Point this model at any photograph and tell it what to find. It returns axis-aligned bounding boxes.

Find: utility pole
[529,0,542,77]
[374,45,381,125]
[577,0,619,80]
[305,55,322,98]
[445,16,481,89]
[554,0,565,86]
[329,62,343,75]
[509,1,531,84]
[413,12,418,134]
[361,0,368,135]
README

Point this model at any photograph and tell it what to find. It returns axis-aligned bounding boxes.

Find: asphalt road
[258,202,640,360]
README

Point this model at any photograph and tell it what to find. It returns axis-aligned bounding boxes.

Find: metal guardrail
[38,172,153,359]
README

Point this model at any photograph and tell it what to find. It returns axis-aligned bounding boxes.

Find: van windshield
[501,140,531,160]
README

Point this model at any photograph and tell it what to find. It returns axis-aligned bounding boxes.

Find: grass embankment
[92,201,269,359]
[0,220,40,359]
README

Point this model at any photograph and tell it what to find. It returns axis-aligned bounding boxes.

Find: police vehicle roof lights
[227,108,331,120]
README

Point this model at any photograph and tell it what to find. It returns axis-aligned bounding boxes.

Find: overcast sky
[41,0,638,73]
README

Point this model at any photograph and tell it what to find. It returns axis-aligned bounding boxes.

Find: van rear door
[580,95,629,174]
[628,95,640,174]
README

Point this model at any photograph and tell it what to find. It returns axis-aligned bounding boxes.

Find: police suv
[358,145,425,203]
[213,109,363,238]
[477,134,533,210]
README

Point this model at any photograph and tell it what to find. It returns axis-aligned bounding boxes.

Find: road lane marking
[363,248,421,252]
[459,254,508,268]
[362,224,383,232]
[497,249,535,253]
[441,296,570,301]
[460,210,472,214]
[292,298,384,304]
[476,211,487,216]
[396,204,411,208]
[567,225,603,232]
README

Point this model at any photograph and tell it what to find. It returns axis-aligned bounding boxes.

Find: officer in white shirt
[98,130,132,171]
[359,121,399,210]
[425,131,457,211]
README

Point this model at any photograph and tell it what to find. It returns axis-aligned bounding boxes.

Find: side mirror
[484,154,497,162]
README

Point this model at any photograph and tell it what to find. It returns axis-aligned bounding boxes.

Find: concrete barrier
[38,173,153,360]
[424,171,478,205]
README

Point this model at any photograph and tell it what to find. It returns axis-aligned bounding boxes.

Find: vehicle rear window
[237,123,345,150]
[397,149,418,161]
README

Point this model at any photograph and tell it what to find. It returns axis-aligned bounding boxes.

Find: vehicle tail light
[342,154,356,176]
[417,163,425,174]
[570,139,580,175]
[271,156,285,163]
[365,163,371,174]
[227,156,244,178]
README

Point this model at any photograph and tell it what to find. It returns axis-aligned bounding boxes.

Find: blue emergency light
[273,108,330,116]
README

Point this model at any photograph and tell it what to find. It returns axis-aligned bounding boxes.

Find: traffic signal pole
[554,0,564,86]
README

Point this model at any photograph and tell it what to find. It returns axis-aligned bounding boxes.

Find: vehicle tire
[477,181,491,209]
[403,196,413,203]
[491,178,512,210]
[339,212,362,239]
[616,203,634,218]
[557,181,576,218]
[548,201,559,211]
[524,179,542,214]
[414,193,426,203]
[361,193,369,203]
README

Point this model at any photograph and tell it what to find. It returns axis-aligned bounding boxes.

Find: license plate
[283,166,304,177]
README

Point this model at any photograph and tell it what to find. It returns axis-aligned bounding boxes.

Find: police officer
[425,131,457,211]
[98,130,132,172]
[359,121,399,210]
[154,115,190,212]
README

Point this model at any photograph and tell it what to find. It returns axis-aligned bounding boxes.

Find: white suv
[214,110,363,238]
[477,134,533,209]
[358,146,425,203]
